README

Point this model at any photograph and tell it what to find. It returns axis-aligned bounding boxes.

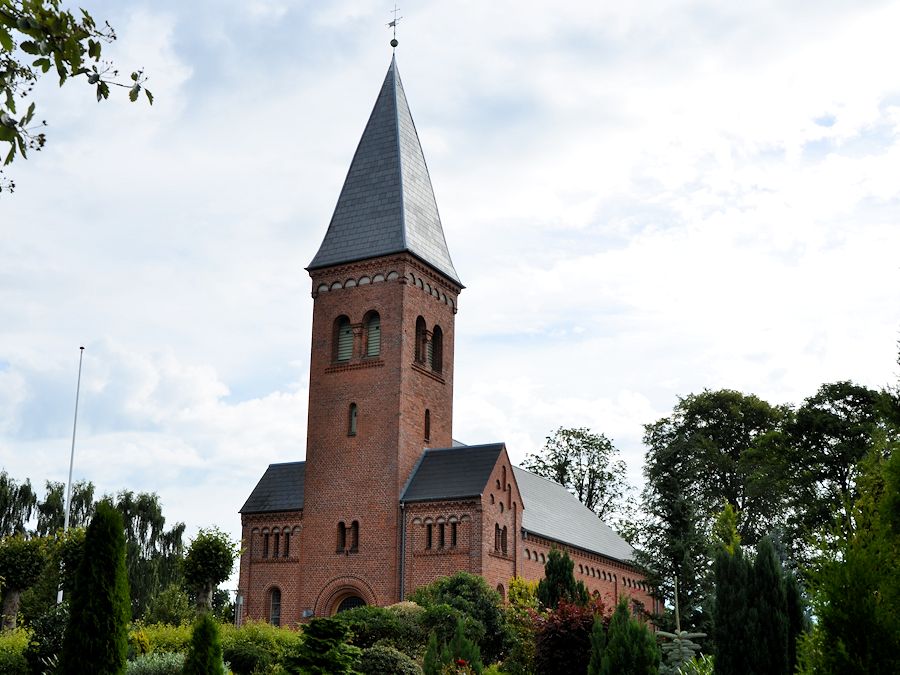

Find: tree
[35,479,94,536]
[536,548,589,610]
[0,471,36,536]
[0,534,45,629]
[784,381,890,563]
[534,599,599,675]
[142,583,194,625]
[409,571,507,664]
[747,537,788,675]
[0,0,152,192]
[422,618,484,674]
[593,596,659,675]
[183,611,225,675]
[285,617,360,675]
[60,500,130,674]
[711,546,749,675]
[183,526,238,612]
[523,427,634,523]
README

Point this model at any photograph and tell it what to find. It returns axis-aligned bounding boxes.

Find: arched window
[415,316,427,363]
[365,312,381,357]
[494,524,501,552]
[501,526,508,555]
[426,523,433,549]
[269,588,281,626]
[337,596,366,613]
[263,532,270,559]
[438,522,446,548]
[348,403,358,436]
[451,521,458,547]
[283,531,290,558]
[273,529,280,558]
[424,409,431,443]
[497,584,506,602]
[431,325,443,373]
[350,520,359,552]
[334,316,353,362]
[336,522,346,553]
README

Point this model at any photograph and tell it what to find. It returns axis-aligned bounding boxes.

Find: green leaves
[0,26,13,51]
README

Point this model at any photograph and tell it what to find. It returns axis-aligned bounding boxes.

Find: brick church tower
[298,56,462,613]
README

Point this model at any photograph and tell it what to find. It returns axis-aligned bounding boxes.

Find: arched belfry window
[431,325,443,373]
[415,316,427,364]
[335,316,353,362]
[348,403,358,436]
[365,312,381,357]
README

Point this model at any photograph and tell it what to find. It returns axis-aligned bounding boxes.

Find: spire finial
[387,4,402,49]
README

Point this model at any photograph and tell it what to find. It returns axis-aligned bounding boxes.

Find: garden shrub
[284,617,360,674]
[220,619,302,672]
[125,651,186,675]
[23,601,68,673]
[142,584,195,626]
[592,596,659,675]
[138,622,193,653]
[335,604,402,649]
[422,619,483,675]
[0,626,31,675]
[386,601,429,655]
[356,644,422,675]
[183,612,225,675]
[533,599,597,674]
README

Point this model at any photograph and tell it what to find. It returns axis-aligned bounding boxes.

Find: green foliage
[747,537,788,675]
[220,620,302,673]
[183,612,225,675]
[142,584,194,625]
[0,471,37,536]
[710,503,740,555]
[284,617,360,675]
[410,572,507,664]
[711,546,748,675]
[587,614,606,675]
[423,631,443,675]
[36,479,95,536]
[0,625,30,675]
[802,447,900,674]
[533,599,597,674]
[61,500,131,674]
[536,548,589,610]
[133,622,193,654]
[594,596,659,675]
[501,578,538,675]
[183,527,239,612]
[522,427,635,523]
[357,644,423,675]
[23,601,68,673]
[335,604,403,649]
[0,534,46,628]
[19,526,85,625]
[422,620,483,675]
[125,651,185,675]
[0,0,152,192]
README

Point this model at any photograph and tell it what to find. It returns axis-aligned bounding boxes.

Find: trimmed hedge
[126,651,185,675]
[357,644,423,675]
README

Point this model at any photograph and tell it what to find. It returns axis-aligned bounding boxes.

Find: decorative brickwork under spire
[308,56,461,286]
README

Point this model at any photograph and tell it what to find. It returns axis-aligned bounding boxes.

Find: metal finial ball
[391,38,398,48]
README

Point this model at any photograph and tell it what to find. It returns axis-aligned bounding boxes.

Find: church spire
[308,57,461,286]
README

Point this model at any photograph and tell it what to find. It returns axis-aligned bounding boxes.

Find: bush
[23,601,68,673]
[356,644,423,675]
[126,652,186,675]
[137,622,193,653]
[335,605,403,649]
[183,612,225,675]
[534,600,598,674]
[143,584,195,626]
[284,617,360,674]
[221,620,302,672]
[0,626,31,675]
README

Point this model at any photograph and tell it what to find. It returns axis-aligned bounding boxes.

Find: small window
[263,532,270,559]
[269,588,281,626]
[494,524,501,552]
[365,312,381,357]
[424,409,431,443]
[273,532,280,558]
[497,584,505,602]
[451,521,458,547]
[335,316,353,362]
[426,523,433,549]
[501,526,508,555]
[415,316,427,363]
[337,522,347,553]
[283,531,290,558]
[350,521,359,552]
[348,403,358,436]
[439,523,445,548]
[432,325,443,373]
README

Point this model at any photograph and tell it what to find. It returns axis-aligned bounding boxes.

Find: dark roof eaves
[402,493,482,504]
[239,506,304,516]
[306,249,464,289]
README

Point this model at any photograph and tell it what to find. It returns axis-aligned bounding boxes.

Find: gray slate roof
[308,56,461,285]
[240,461,305,514]
[401,444,504,502]
[513,466,635,562]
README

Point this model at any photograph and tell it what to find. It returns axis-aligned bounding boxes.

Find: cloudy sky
[2,0,899,568]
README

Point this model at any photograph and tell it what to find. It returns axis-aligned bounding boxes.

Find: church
[236,54,652,625]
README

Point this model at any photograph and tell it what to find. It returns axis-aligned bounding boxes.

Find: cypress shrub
[747,537,788,675]
[587,614,607,675]
[597,596,659,675]
[712,546,750,675]
[183,612,225,675]
[285,617,360,674]
[61,501,131,674]
[537,548,589,610]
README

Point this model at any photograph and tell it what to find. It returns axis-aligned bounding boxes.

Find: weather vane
[387,4,402,49]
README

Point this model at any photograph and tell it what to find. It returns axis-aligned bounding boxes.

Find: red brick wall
[478,449,521,600]
[402,500,479,596]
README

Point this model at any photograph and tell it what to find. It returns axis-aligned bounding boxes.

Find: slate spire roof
[308,56,461,286]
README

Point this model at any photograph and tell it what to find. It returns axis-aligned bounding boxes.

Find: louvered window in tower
[335,316,353,362]
[431,325,443,373]
[426,338,433,368]
[365,313,381,357]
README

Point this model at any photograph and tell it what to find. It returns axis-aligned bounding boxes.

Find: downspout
[399,501,406,601]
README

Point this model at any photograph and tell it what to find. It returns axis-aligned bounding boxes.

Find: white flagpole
[58,346,85,604]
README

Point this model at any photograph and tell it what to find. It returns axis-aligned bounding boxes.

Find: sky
[2,0,899,579]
